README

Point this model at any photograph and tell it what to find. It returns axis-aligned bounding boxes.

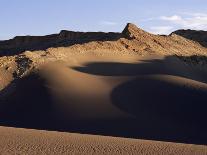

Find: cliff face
[0,30,122,56]
[172,29,207,47]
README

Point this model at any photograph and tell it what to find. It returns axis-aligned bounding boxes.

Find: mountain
[0,23,206,58]
[0,23,207,147]
[172,29,207,47]
[0,30,121,56]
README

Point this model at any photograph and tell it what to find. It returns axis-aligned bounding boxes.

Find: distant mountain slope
[0,23,207,57]
[0,31,122,56]
[172,29,207,48]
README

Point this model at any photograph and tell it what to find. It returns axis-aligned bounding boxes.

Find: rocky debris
[0,57,15,68]
[13,55,33,79]
[5,66,12,71]
[172,29,207,48]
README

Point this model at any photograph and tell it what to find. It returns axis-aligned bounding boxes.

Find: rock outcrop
[122,23,152,40]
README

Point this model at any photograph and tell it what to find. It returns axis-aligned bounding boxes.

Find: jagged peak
[122,23,150,39]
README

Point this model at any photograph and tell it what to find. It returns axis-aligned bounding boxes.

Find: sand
[0,54,206,145]
[0,126,206,155]
[0,23,207,154]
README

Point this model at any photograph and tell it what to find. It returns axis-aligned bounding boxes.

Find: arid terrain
[0,126,206,155]
[0,23,207,154]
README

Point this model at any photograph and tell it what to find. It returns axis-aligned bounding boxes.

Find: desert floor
[0,126,206,155]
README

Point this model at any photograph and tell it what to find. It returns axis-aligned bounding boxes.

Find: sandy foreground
[0,126,206,155]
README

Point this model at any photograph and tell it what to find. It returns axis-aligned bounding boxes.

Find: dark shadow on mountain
[0,55,207,145]
[0,31,123,57]
[172,30,207,48]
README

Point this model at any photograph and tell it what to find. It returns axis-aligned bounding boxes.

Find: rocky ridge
[172,29,207,48]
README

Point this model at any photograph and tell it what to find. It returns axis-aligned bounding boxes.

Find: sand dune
[0,23,207,153]
[1,54,207,145]
[0,126,206,155]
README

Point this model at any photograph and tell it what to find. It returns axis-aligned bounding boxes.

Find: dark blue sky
[1,0,207,40]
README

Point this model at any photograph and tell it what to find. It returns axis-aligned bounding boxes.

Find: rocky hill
[172,29,207,48]
[0,23,207,57]
[0,30,121,56]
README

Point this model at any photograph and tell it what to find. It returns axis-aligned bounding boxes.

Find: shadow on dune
[72,55,207,144]
[73,55,207,83]
[0,74,55,129]
[111,77,207,144]
[0,55,207,145]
